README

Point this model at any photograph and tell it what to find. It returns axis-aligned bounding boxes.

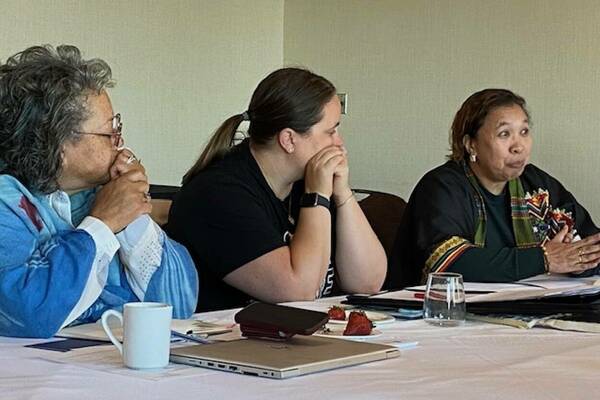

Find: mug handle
[101,309,124,355]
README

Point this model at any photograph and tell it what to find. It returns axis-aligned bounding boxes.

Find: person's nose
[333,132,344,147]
[510,135,524,154]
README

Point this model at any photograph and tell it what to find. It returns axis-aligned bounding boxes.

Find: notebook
[170,335,399,379]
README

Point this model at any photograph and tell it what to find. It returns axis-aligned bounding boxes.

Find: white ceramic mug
[101,302,173,369]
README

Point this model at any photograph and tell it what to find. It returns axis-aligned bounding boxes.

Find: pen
[414,291,448,300]
[171,330,213,344]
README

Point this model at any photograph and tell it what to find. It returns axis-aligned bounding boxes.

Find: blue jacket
[0,175,198,338]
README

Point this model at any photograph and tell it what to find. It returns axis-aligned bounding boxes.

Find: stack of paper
[467,313,600,333]
[58,319,231,342]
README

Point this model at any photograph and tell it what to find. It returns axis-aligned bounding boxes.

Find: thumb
[563,232,574,243]
[110,163,124,180]
[552,225,569,242]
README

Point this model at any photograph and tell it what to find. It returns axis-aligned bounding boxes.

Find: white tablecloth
[1,298,598,400]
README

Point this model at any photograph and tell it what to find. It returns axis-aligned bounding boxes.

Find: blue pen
[171,330,213,344]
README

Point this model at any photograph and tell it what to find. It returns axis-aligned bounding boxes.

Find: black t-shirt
[480,187,516,249]
[166,140,337,312]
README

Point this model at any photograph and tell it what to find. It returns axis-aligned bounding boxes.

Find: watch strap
[299,192,330,209]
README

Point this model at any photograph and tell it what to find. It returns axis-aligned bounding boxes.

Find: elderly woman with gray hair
[0,45,198,338]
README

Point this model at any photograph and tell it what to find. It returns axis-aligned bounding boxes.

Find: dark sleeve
[170,181,286,280]
[391,165,478,286]
[446,247,545,282]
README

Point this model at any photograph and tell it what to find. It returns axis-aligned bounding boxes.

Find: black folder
[344,291,600,321]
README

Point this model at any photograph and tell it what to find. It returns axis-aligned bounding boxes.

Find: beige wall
[284,0,600,219]
[1,0,283,186]
[2,0,599,219]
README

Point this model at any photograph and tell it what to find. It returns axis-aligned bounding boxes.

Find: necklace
[264,172,295,225]
[287,195,295,226]
[253,152,295,226]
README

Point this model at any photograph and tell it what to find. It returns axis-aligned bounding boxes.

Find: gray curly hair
[0,44,114,193]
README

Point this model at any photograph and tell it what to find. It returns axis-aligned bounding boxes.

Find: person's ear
[60,146,68,169]
[463,135,478,162]
[277,128,296,154]
[463,135,475,154]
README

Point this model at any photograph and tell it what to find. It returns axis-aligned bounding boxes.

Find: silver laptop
[170,335,399,379]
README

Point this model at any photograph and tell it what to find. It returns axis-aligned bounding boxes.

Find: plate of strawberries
[326,305,394,326]
[315,310,383,340]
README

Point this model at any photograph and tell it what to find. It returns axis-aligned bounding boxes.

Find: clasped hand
[90,149,152,233]
[544,226,600,273]
[304,145,351,202]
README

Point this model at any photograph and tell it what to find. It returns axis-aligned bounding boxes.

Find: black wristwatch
[299,192,330,209]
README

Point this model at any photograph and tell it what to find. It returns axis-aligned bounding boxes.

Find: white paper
[58,319,232,342]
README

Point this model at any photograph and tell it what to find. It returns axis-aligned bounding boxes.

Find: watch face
[302,193,318,206]
[300,193,330,208]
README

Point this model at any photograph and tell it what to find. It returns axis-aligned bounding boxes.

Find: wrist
[335,190,354,208]
[299,192,331,209]
[540,243,551,275]
[303,185,331,200]
[332,187,353,203]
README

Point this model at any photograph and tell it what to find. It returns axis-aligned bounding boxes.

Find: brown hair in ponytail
[182,114,244,185]
[182,67,336,185]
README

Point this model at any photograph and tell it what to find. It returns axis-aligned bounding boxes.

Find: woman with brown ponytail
[167,68,386,311]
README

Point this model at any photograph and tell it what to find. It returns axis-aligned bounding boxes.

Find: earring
[469,153,477,163]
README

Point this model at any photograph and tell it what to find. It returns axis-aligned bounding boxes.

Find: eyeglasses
[76,113,123,148]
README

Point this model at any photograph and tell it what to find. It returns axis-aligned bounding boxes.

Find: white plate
[327,310,395,326]
[314,327,382,340]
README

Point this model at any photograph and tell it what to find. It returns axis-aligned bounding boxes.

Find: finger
[321,153,345,170]
[578,249,600,264]
[578,258,600,271]
[576,232,600,247]
[133,181,150,195]
[334,154,348,168]
[312,146,344,163]
[585,243,600,254]
[333,159,349,177]
[563,232,574,243]
[307,153,342,174]
[109,153,131,179]
[120,147,137,160]
[109,163,120,180]
[120,168,148,183]
[585,232,600,244]
[120,180,150,197]
[111,154,136,178]
[317,147,344,163]
[552,225,569,242]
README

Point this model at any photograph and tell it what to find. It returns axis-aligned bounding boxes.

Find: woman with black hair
[390,88,600,287]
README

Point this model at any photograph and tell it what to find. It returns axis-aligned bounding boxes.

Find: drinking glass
[423,272,466,326]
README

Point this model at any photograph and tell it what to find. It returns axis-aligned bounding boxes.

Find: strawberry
[328,305,346,321]
[343,311,373,336]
